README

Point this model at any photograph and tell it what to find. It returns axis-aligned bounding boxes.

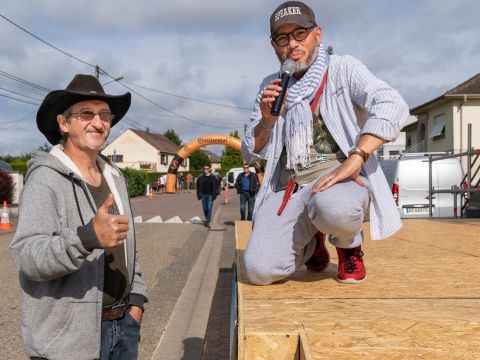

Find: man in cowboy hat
[242,1,408,285]
[11,74,148,360]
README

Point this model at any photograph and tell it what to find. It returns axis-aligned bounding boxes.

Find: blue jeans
[201,194,213,224]
[240,191,255,221]
[100,311,141,360]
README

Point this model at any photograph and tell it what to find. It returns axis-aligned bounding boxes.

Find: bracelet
[258,118,274,131]
[348,146,369,162]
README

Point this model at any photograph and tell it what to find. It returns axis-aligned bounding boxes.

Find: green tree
[221,130,244,171]
[190,150,210,170]
[0,154,31,176]
[163,129,182,146]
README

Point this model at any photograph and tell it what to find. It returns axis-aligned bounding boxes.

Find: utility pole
[95,65,100,79]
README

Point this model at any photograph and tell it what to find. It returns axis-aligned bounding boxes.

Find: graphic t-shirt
[278,103,346,187]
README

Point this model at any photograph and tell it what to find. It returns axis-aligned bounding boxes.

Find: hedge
[122,168,147,197]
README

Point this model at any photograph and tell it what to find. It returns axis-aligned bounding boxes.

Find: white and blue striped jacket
[242,55,410,240]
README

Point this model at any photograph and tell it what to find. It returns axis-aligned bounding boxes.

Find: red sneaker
[305,232,330,272]
[336,246,366,284]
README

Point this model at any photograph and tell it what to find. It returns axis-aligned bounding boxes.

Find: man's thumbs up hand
[92,193,129,249]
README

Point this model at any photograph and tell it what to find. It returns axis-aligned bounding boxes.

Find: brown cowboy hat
[36,74,131,145]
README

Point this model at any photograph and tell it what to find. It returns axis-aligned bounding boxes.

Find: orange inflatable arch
[166,134,263,193]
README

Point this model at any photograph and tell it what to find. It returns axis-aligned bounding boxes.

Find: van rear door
[433,160,464,217]
[398,159,431,217]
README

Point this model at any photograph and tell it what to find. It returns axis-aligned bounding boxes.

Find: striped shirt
[242,55,409,240]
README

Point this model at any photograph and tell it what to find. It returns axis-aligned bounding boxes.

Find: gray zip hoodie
[10,145,148,360]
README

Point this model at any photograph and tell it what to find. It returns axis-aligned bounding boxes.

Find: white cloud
[1,0,480,155]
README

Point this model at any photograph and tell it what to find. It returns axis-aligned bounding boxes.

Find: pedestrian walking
[196,164,218,228]
[235,164,260,220]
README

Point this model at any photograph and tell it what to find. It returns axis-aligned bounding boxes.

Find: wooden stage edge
[235,219,480,360]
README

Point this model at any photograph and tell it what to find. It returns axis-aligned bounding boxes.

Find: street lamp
[102,76,124,86]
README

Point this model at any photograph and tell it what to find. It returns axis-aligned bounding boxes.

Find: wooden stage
[235,219,480,359]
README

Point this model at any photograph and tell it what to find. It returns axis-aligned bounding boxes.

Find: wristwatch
[348,147,369,162]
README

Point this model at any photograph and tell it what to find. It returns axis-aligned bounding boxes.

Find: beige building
[201,149,222,172]
[405,73,480,154]
[102,128,189,172]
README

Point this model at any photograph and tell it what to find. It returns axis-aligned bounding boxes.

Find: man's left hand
[311,155,365,193]
[128,305,143,325]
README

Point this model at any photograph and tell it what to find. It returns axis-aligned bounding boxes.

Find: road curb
[151,206,224,359]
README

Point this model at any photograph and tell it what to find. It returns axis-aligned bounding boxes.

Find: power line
[128,109,245,127]
[0,13,97,69]
[0,70,50,92]
[0,110,35,131]
[0,92,39,106]
[123,80,251,111]
[0,86,42,102]
[124,115,146,130]
[0,13,244,130]
[108,75,243,130]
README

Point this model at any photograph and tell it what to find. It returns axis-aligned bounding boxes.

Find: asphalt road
[0,189,240,359]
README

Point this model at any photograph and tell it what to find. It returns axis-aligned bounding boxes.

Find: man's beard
[276,45,319,75]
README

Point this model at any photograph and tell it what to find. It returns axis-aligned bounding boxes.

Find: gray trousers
[243,172,371,285]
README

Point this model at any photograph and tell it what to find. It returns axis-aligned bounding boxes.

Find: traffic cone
[0,201,13,230]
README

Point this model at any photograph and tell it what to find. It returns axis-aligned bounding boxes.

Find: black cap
[270,1,317,35]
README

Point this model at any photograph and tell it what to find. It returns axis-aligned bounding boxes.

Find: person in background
[196,164,218,228]
[235,163,260,221]
[186,173,193,193]
[177,172,183,193]
[241,1,409,286]
[212,171,222,196]
[222,176,229,205]
[10,74,148,359]
[159,174,166,193]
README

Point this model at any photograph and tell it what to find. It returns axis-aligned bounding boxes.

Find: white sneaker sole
[336,275,367,284]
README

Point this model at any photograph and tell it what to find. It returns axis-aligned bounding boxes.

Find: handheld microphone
[270,59,296,116]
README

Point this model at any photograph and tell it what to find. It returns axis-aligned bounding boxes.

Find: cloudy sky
[1,0,479,156]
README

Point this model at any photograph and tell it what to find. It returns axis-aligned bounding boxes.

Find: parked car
[379,154,465,218]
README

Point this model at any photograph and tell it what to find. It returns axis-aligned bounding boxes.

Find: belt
[102,305,127,321]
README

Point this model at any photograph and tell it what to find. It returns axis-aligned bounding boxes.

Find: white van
[226,167,255,188]
[379,154,465,218]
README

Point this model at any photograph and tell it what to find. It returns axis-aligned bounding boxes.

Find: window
[111,154,123,162]
[139,162,153,170]
[160,154,168,165]
[430,114,446,140]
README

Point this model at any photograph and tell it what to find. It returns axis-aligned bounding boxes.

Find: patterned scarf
[283,44,329,169]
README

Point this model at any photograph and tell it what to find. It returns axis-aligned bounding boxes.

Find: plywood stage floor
[235,219,480,360]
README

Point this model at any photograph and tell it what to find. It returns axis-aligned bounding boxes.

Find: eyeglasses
[69,110,114,123]
[271,27,315,47]
[203,167,210,171]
